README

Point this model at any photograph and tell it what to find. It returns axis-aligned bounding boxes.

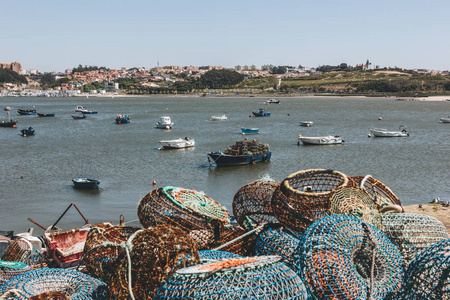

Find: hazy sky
[2,0,450,72]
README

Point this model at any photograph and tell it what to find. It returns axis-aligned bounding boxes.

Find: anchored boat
[0,107,18,127]
[72,178,100,189]
[159,137,195,149]
[252,108,270,117]
[369,125,409,137]
[115,114,131,124]
[207,140,271,166]
[298,135,343,145]
[156,116,174,129]
[241,128,260,135]
[21,127,35,136]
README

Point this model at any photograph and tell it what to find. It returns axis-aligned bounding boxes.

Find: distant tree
[199,69,244,89]
[0,69,28,84]
[271,66,287,74]
[40,73,55,85]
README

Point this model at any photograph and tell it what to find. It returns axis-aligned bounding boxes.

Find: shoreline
[73,93,450,101]
[404,203,450,234]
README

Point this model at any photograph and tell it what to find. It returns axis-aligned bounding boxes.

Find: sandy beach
[404,203,450,234]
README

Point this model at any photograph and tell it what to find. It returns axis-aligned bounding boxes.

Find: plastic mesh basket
[295,215,404,300]
[381,213,448,266]
[155,255,308,299]
[272,169,354,231]
[330,187,382,229]
[232,179,280,228]
[0,268,107,300]
[255,223,303,270]
[397,239,450,299]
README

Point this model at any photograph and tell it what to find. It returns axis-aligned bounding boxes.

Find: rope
[0,289,23,299]
[125,246,135,300]
[362,222,378,300]
[212,224,264,251]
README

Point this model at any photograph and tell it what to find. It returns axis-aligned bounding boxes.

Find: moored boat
[252,108,270,117]
[266,99,280,104]
[241,127,260,135]
[298,135,343,145]
[17,108,36,115]
[115,114,131,124]
[75,105,97,114]
[72,114,86,120]
[156,116,174,129]
[159,137,195,149]
[207,140,271,166]
[20,127,35,136]
[439,116,450,123]
[0,107,18,127]
[300,121,313,127]
[210,115,227,121]
[72,178,100,189]
[369,125,409,137]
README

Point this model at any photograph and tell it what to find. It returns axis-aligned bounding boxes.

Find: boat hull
[160,139,195,149]
[300,121,313,127]
[21,128,35,136]
[439,117,450,123]
[241,128,260,134]
[369,129,409,137]
[156,123,173,129]
[72,115,86,120]
[37,113,55,117]
[72,178,100,189]
[207,152,271,166]
[0,121,17,127]
[252,112,271,117]
[210,115,227,121]
[298,136,342,145]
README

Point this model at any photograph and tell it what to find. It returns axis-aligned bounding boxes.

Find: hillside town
[1,60,450,97]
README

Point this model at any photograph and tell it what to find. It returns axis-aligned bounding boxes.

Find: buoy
[12,125,16,128]
[20,175,24,179]
[152,180,156,185]
[378,117,382,120]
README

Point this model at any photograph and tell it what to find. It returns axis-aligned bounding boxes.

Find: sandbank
[403,203,450,234]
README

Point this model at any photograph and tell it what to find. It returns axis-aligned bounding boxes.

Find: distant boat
[300,121,313,127]
[439,116,450,123]
[115,114,131,124]
[72,178,100,189]
[156,116,173,129]
[207,140,271,166]
[72,114,86,120]
[266,99,280,104]
[369,125,409,137]
[75,105,97,114]
[252,108,270,117]
[37,113,55,117]
[241,127,260,135]
[210,115,227,121]
[17,108,36,115]
[0,107,18,127]
[159,137,195,149]
[21,127,35,136]
[298,135,343,145]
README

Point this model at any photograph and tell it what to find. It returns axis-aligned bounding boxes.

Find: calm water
[0,96,449,233]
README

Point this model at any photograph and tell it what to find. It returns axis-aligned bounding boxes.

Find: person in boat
[185,137,189,141]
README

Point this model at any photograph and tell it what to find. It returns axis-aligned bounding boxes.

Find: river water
[0,96,448,233]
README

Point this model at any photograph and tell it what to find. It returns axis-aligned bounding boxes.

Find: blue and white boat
[241,127,260,135]
[252,108,270,117]
[72,178,100,189]
[115,114,131,124]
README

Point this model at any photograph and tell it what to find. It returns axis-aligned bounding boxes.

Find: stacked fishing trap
[0,268,107,300]
[296,215,404,299]
[223,140,270,156]
[397,239,450,299]
[138,187,230,249]
[271,169,353,231]
[232,179,280,229]
[381,213,448,266]
[80,224,199,300]
[154,255,308,299]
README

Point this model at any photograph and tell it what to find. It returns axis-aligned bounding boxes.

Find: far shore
[73,93,450,102]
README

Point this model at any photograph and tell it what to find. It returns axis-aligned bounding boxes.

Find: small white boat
[298,135,343,145]
[159,138,195,149]
[156,116,174,129]
[210,115,227,121]
[75,105,97,114]
[300,121,313,127]
[266,99,280,104]
[369,125,409,137]
[440,116,450,123]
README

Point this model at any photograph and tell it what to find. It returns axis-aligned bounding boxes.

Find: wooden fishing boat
[115,114,131,124]
[241,128,260,135]
[207,140,271,166]
[1,107,18,127]
[72,114,86,120]
[21,127,35,136]
[17,108,36,115]
[252,108,270,117]
[72,178,100,189]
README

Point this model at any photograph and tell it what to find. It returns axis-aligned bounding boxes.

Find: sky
[2,0,450,72]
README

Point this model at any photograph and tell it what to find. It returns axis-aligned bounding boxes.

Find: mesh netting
[330,187,382,230]
[207,224,257,256]
[198,250,242,260]
[0,268,107,300]
[81,225,140,281]
[397,239,450,299]
[0,261,31,285]
[255,223,303,270]
[295,215,404,300]
[232,179,280,229]
[154,255,308,299]
[138,187,230,248]
[381,213,448,266]
[1,239,32,263]
[84,224,199,299]
[271,169,354,231]
[350,175,403,211]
